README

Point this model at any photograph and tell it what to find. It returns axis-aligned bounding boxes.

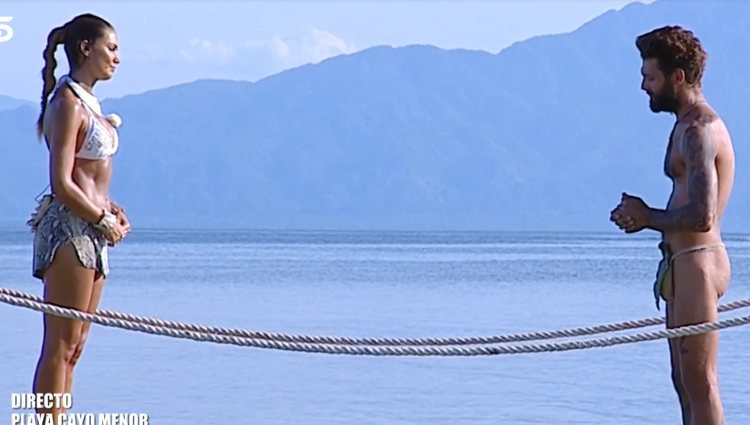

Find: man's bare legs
[672,247,730,425]
[667,301,691,425]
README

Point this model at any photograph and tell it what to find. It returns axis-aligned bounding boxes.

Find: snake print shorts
[32,198,109,281]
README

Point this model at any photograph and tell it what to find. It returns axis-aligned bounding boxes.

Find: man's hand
[610,192,650,233]
[610,203,629,230]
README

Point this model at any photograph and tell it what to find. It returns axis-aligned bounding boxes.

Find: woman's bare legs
[64,274,104,397]
[32,243,101,419]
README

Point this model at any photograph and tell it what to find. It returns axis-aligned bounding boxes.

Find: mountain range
[1,0,748,232]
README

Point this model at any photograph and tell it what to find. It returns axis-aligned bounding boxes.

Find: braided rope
[2,289,750,356]
[2,287,750,346]
[1,291,749,356]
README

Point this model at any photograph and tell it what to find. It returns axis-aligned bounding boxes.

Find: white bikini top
[55,75,119,160]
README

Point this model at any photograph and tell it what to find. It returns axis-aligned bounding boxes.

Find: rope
[1,289,750,356]
[2,287,750,346]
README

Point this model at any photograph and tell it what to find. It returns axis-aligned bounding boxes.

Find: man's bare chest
[664,122,686,179]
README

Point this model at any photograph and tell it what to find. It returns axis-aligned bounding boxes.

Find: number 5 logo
[0,16,14,43]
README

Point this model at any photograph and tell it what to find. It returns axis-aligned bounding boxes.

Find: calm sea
[1,229,749,424]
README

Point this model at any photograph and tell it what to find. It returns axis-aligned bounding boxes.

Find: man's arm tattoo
[647,119,718,232]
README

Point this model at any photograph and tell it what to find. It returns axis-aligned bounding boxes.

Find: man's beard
[649,85,679,113]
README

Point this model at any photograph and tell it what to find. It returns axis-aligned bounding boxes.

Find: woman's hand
[105,223,130,246]
[95,210,129,246]
[116,210,131,234]
[109,201,131,244]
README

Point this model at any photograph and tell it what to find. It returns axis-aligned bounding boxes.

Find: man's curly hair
[636,25,707,86]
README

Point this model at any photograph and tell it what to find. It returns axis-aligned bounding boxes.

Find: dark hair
[36,13,114,139]
[635,25,707,87]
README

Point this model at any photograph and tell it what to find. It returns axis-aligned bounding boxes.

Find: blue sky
[0,0,654,101]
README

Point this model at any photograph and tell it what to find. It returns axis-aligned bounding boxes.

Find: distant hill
[0,94,34,111]
[1,0,748,232]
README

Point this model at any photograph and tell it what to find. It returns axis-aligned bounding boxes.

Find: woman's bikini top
[55,75,119,160]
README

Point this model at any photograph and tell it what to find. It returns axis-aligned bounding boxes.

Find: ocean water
[1,229,749,424]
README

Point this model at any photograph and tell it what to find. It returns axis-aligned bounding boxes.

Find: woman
[29,13,130,417]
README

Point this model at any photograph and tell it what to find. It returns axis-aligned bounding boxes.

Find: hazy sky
[0,0,654,101]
